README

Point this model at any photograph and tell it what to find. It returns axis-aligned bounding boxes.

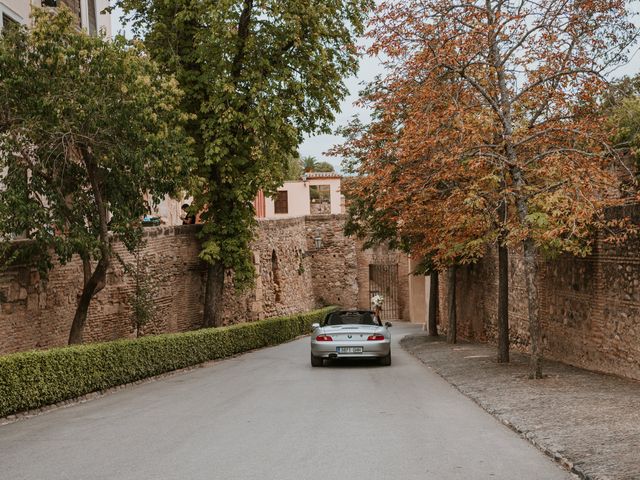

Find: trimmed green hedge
[0,307,335,418]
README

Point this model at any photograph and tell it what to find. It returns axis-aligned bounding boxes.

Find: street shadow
[321,358,388,369]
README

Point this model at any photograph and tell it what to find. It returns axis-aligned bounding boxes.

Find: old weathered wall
[439,205,640,381]
[221,217,316,324]
[0,218,322,354]
[0,214,414,355]
[304,215,359,309]
[0,226,206,354]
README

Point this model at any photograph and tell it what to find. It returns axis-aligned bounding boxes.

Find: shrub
[0,307,335,418]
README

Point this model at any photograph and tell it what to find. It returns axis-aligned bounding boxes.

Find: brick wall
[0,226,206,354]
[0,215,412,355]
[304,215,359,309]
[0,219,318,354]
[439,205,640,381]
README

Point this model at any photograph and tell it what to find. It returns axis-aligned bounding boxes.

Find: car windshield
[325,312,381,326]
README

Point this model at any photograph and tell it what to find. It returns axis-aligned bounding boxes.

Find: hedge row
[0,307,335,418]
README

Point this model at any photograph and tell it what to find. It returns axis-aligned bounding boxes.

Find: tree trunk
[427,271,439,336]
[203,261,225,328]
[69,147,110,344]
[497,243,509,363]
[511,165,544,378]
[522,238,542,378]
[447,266,457,344]
[486,0,541,377]
[68,258,108,344]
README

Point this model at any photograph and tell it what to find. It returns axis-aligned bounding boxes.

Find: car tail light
[315,335,333,342]
[367,334,385,341]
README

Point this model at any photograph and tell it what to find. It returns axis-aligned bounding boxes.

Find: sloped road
[0,323,570,480]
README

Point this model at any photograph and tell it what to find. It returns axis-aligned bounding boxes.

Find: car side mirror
[385,322,393,327]
[311,323,320,329]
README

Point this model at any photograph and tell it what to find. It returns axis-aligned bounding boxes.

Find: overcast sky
[112,4,640,173]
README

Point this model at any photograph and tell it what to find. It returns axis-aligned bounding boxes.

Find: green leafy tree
[0,9,194,344]
[302,156,319,172]
[315,161,336,173]
[115,0,372,327]
[614,98,640,171]
[302,155,335,173]
[284,154,304,181]
[607,74,640,176]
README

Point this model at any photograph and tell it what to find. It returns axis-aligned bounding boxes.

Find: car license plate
[337,346,363,354]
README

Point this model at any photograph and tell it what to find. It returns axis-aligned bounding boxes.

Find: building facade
[0,0,111,35]
[256,172,345,219]
[255,173,426,324]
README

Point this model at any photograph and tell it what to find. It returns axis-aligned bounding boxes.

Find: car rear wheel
[311,353,323,367]
[380,352,391,366]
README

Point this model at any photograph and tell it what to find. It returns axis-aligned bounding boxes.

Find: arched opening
[271,250,282,303]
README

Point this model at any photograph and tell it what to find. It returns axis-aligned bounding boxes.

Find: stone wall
[0,218,318,355]
[0,214,413,355]
[221,217,316,324]
[0,226,206,354]
[304,215,358,309]
[439,205,640,381]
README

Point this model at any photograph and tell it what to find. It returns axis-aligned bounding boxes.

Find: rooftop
[301,172,342,180]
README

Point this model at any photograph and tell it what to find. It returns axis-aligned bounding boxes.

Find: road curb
[400,336,586,480]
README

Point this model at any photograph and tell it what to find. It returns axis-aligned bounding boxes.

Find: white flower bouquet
[371,294,384,308]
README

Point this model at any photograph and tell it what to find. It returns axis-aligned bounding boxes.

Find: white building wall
[95,0,110,36]
[0,1,30,26]
[0,1,110,35]
[265,181,309,218]
[148,194,186,226]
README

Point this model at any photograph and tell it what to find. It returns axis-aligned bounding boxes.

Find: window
[325,311,380,326]
[59,0,82,27]
[274,190,288,214]
[309,184,331,214]
[0,13,20,30]
[0,2,24,31]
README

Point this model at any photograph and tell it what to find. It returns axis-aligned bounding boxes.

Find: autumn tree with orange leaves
[339,77,499,344]
[339,0,638,378]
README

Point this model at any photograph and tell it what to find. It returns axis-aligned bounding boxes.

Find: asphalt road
[0,323,571,480]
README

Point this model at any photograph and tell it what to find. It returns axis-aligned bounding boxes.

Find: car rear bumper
[311,340,390,358]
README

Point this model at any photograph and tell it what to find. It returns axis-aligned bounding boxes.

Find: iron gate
[368,264,399,320]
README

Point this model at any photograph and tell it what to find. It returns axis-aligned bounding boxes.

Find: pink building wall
[263,173,344,219]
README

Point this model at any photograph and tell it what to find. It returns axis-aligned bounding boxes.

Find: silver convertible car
[310,310,392,367]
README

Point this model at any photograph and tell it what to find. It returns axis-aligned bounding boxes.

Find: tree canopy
[115,0,373,326]
[284,154,304,181]
[302,155,336,173]
[608,74,640,175]
[0,8,194,343]
[284,155,336,180]
[338,0,638,378]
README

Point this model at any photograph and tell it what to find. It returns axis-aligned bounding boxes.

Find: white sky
[112,3,640,173]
